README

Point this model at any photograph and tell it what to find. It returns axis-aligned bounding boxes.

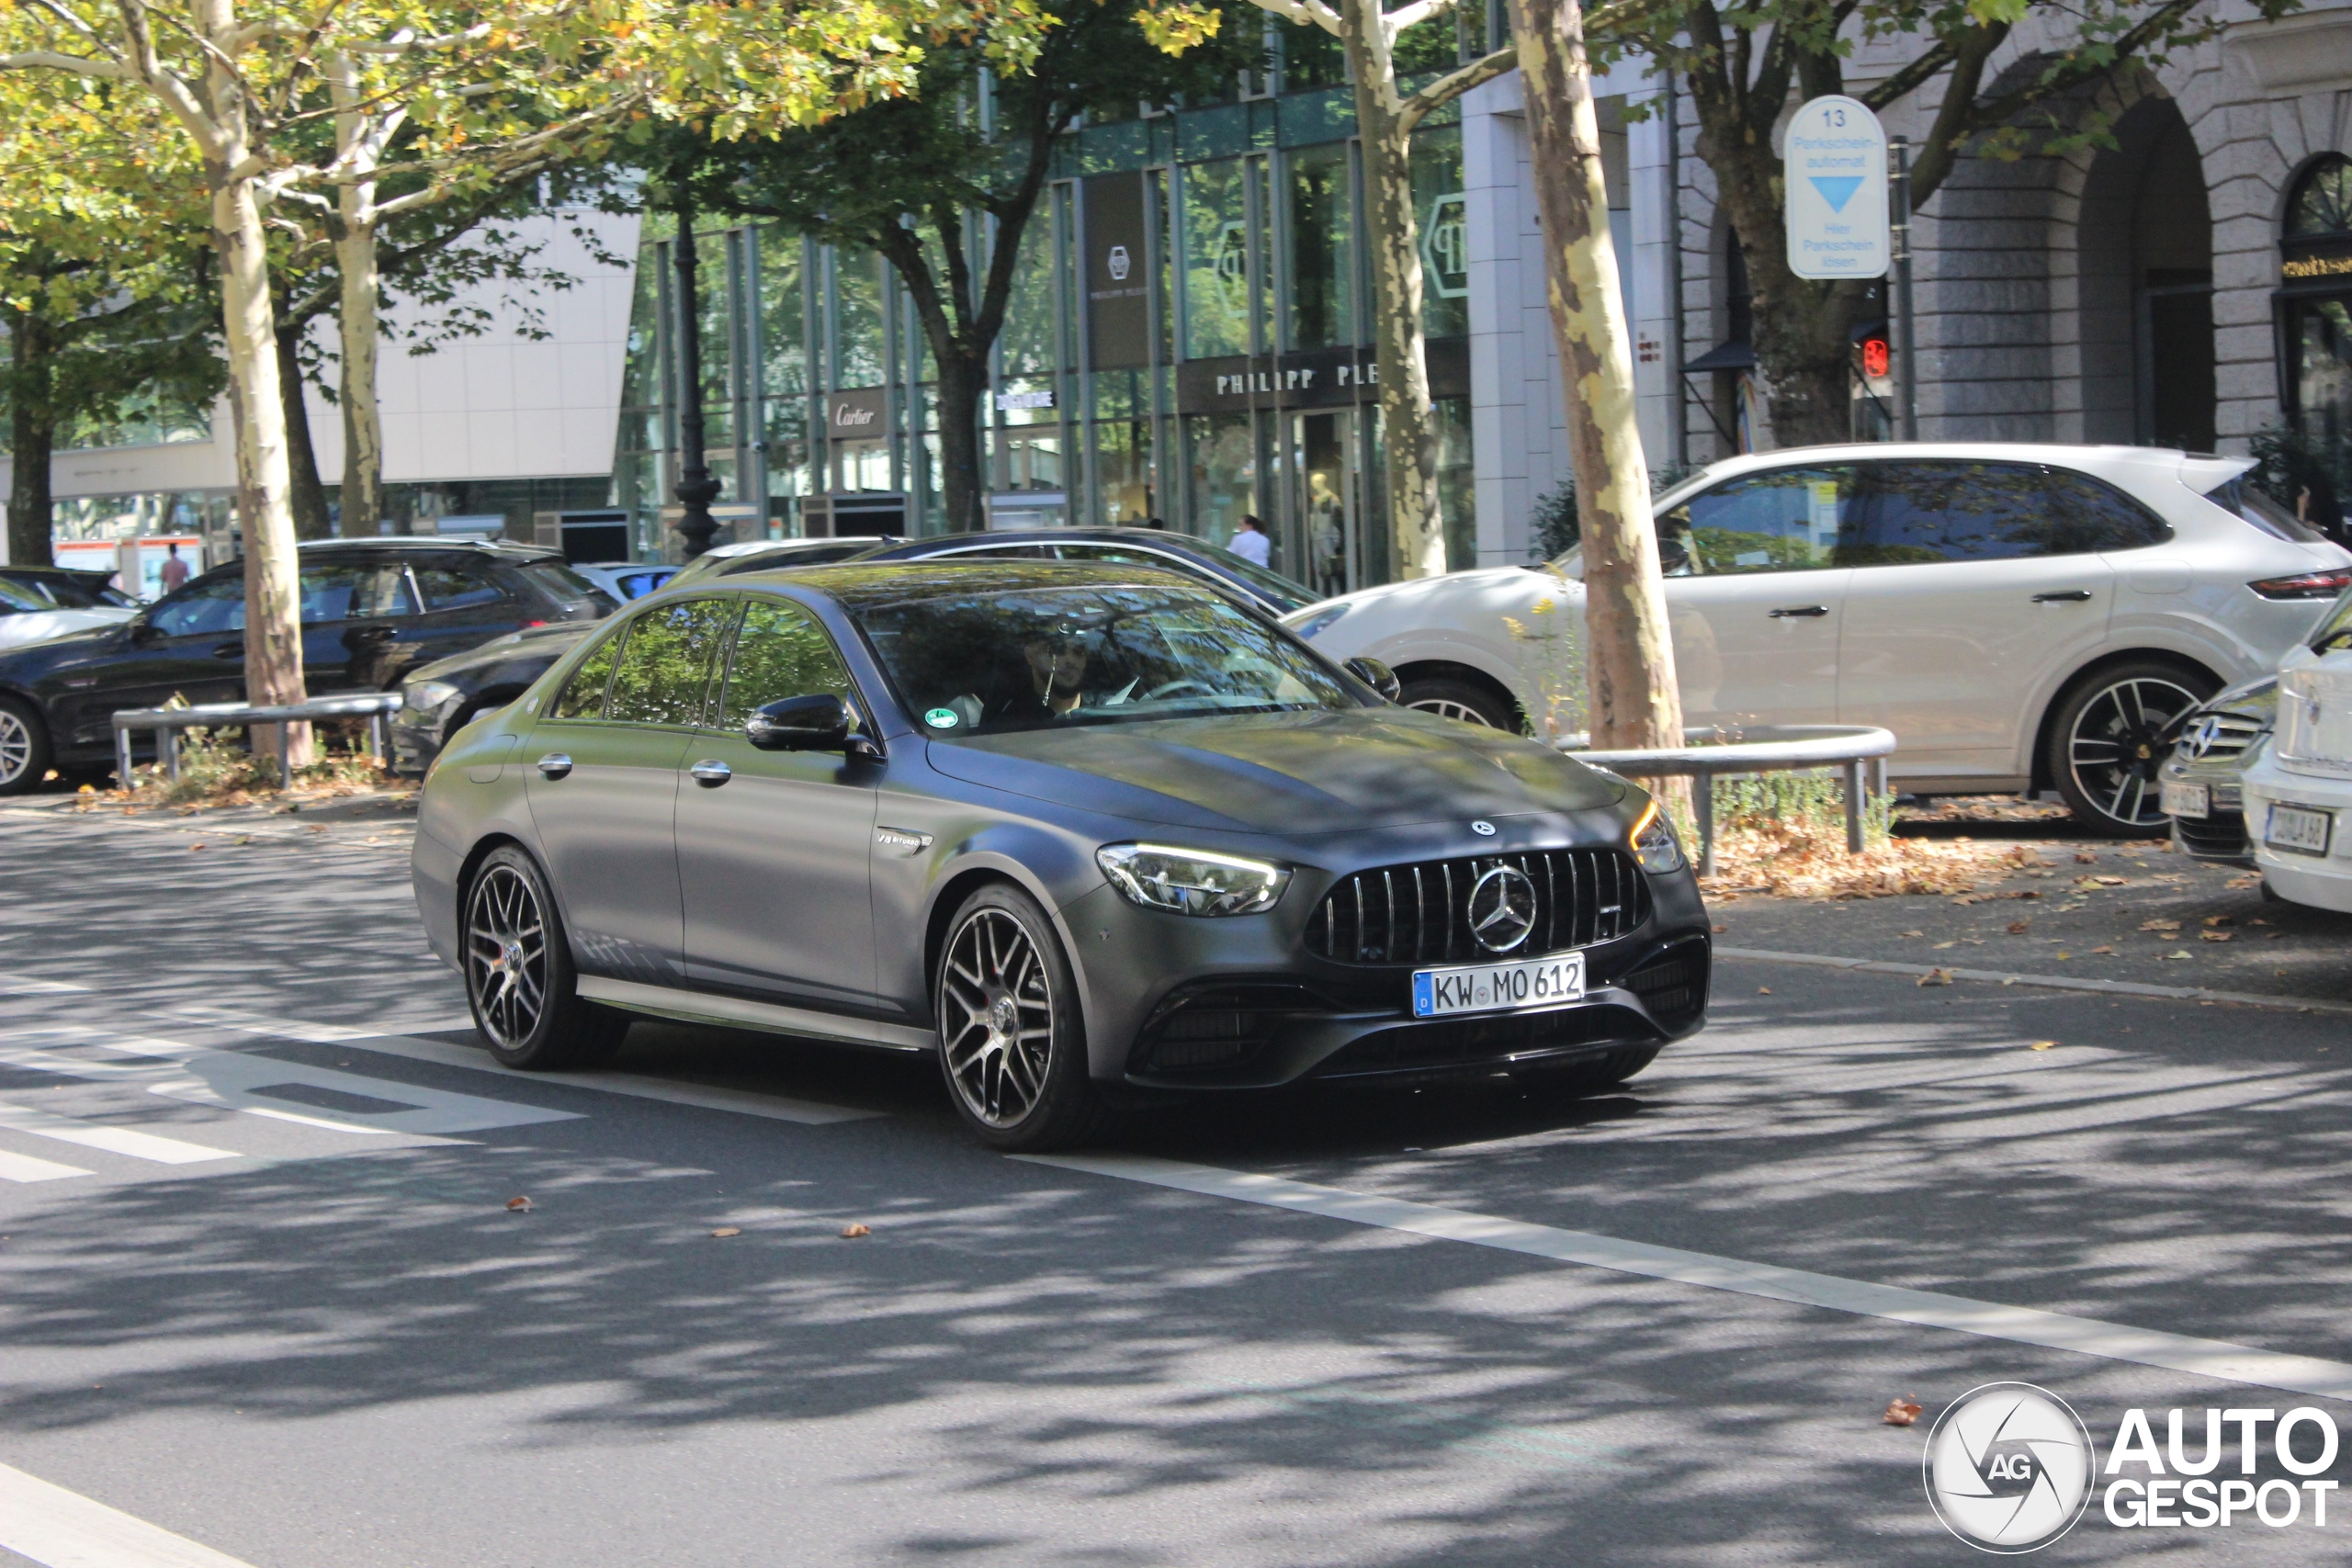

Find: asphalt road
[5,798,2352,1565]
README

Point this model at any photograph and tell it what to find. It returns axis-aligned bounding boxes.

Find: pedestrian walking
[158,542,190,594]
[1228,513,1272,567]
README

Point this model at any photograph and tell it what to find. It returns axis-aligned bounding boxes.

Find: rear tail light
[2248,570,2352,601]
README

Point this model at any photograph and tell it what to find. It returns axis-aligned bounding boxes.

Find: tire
[461,845,629,1069]
[1398,676,1516,731]
[1516,1042,1662,1098]
[2045,660,2218,837]
[933,884,1107,1151]
[0,696,51,796]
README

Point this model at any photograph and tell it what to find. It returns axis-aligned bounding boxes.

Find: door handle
[210,641,243,659]
[688,759,732,787]
[2032,590,2094,603]
[536,753,573,780]
[1768,605,1830,618]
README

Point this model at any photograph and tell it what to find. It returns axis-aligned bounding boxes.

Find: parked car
[0,565,138,609]
[572,561,678,602]
[2238,586,2352,906]
[1293,445,2352,835]
[848,526,1317,618]
[0,538,615,794]
[391,538,893,774]
[411,561,1710,1148]
[2158,676,2279,863]
[0,575,135,650]
[659,536,899,591]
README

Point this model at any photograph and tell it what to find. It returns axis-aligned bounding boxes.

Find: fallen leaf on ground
[2097,875,2129,886]
[710,1227,741,1238]
[2250,918,2272,927]
[2007,920,2031,935]
[2268,932,2287,940]
[2227,874,2263,888]
[841,1223,871,1239]
[1934,941,1956,949]
[233,835,251,846]
[2165,950,2192,960]
[1899,930,1923,938]
[2015,889,2042,900]
[2030,1041,2056,1051]
[504,1196,532,1212]
[1758,987,1772,995]
[2201,931,2232,942]
[1712,924,1726,934]
[2055,952,2070,960]
[2203,915,2233,927]
[2091,945,2115,954]
[2075,852,2098,864]
[1918,969,1954,987]
[1884,1398,1925,1426]
[2140,919,2181,932]
[188,842,206,852]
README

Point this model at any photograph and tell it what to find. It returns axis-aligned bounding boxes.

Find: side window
[2045,469,2173,552]
[605,598,737,726]
[149,574,245,637]
[413,563,510,612]
[719,600,855,728]
[1656,467,1853,576]
[551,623,629,720]
[299,562,413,624]
[1850,461,2055,565]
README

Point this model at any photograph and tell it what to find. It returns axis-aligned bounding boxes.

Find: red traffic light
[1860,337,1891,378]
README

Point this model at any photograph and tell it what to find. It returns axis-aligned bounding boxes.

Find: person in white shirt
[1228,513,1272,567]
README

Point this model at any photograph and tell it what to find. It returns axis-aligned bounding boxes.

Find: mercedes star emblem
[1467,864,1539,953]
[1469,819,1498,837]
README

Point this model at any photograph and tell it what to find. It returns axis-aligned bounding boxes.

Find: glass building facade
[618,65,1478,588]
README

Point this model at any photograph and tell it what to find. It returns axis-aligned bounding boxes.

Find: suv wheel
[2046,661,2217,836]
[934,884,1105,1151]
[1398,677,1516,730]
[0,696,51,795]
[462,846,629,1068]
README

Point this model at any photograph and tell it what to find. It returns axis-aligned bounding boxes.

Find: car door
[520,598,733,985]
[403,556,527,672]
[1837,459,2118,777]
[53,570,249,749]
[1653,464,1856,728]
[675,596,879,1014]
[298,558,417,691]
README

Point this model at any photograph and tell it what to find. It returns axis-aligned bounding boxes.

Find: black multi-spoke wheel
[0,696,51,795]
[2047,662,2217,837]
[461,845,628,1068]
[1398,677,1515,730]
[934,885,1102,1150]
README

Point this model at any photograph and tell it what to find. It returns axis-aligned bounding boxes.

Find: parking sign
[1785,96,1888,280]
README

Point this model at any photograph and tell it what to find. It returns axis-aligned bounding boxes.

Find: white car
[1290,443,2352,834]
[0,575,133,649]
[2241,594,2352,907]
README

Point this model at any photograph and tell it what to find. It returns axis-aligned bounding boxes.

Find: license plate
[2267,804,2333,856]
[2161,780,2210,819]
[1412,951,1586,1018]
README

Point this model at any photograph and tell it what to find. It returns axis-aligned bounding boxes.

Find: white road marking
[1717,945,2352,1015]
[1023,1152,2352,1403]
[0,1097,234,1166]
[0,978,91,997]
[166,1006,885,1126]
[0,1459,260,1568]
[0,1148,92,1183]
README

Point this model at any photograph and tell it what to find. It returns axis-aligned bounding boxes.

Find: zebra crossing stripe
[0,1147,91,1183]
[0,1096,235,1165]
[0,1459,260,1568]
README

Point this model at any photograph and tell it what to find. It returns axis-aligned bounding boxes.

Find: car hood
[411,622,592,681]
[922,706,1625,834]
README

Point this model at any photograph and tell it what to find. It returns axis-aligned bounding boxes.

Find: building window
[2278,154,2352,524]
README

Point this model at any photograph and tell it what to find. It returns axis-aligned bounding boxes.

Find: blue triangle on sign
[1810,175,1864,213]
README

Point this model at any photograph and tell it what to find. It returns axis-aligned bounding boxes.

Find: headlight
[1096,842,1290,916]
[1288,604,1350,640]
[402,679,461,714]
[1630,800,1684,874]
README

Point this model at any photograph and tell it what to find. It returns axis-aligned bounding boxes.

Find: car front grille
[2172,709,2268,764]
[2174,810,2250,861]
[1305,849,1649,967]
[1623,939,1710,1030]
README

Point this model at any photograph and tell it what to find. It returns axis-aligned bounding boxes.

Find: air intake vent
[1306,849,1649,967]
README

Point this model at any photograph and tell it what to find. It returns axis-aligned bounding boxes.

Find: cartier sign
[826,389,888,433]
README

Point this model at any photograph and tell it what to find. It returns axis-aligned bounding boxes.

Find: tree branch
[1398,43,1513,132]
[0,50,131,77]
[1382,0,1446,39]
[1905,20,2008,202]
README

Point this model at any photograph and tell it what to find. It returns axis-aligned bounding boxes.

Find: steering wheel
[1143,679,1214,701]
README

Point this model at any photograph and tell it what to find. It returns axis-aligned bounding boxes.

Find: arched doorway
[2075,95,2215,449]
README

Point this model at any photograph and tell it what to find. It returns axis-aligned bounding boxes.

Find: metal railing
[111,694,401,792]
[1559,724,1899,877]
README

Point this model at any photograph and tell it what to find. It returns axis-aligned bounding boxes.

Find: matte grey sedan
[410,561,1712,1149]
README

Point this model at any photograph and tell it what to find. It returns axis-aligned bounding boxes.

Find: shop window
[1411,126,1467,338]
[1285,143,1355,351]
[1182,159,1253,359]
[2278,154,2352,521]
[2289,155,2352,243]
[834,250,887,388]
[1185,412,1258,542]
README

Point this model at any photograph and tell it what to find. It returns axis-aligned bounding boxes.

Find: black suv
[0,538,613,792]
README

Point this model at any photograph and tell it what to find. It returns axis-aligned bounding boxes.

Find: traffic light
[1860,335,1891,379]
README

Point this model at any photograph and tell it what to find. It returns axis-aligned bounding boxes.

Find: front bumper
[2241,757,2352,911]
[390,705,450,778]
[2160,758,2255,863]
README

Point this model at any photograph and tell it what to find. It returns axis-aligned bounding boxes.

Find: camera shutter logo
[1107,244,1131,282]
[1467,865,1538,953]
[1923,1382,2097,1553]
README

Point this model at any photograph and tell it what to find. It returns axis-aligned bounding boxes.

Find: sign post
[1889,134,1917,439]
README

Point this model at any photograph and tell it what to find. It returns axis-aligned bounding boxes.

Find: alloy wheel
[467,864,548,1048]
[0,707,30,787]
[2065,674,2202,829]
[1409,697,1497,728]
[939,908,1055,1128]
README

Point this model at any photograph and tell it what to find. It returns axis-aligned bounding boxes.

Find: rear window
[2205,476,2328,543]
[521,560,618,611]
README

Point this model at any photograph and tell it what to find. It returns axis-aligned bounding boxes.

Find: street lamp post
[672,209,722,559]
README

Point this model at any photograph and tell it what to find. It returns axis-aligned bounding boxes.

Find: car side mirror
[746,694,853,751]
[1345,657,1402,704]
[130,619,163,643]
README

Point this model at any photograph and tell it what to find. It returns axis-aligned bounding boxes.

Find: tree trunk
[336,217,386,536]
[933,347,985,534]
[212,168,311,761]
[6,310,54,570]
[1341,0,1447,581]
[1510,0,1683,751]
[670,202,721,557]
[278,325,333,539]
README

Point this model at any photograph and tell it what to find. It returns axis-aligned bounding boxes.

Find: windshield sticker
[923,707,961,728]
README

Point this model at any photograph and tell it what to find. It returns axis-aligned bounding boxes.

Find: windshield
[2206,475,2328,544]
[0,578,48,612]
[2311,588,2352,653]
[852,582,1360,735]
[1183,540,1316,613]
[521,559,618,611]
